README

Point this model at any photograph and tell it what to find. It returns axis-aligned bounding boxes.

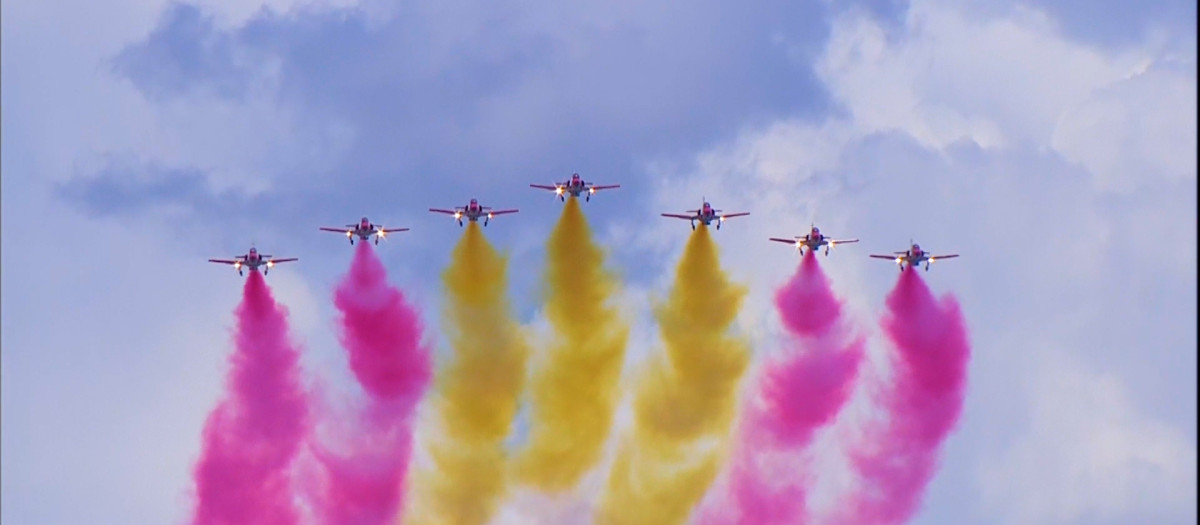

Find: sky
[2,0,1196,523]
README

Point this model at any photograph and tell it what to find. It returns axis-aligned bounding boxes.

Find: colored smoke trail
[305,242,432,524]
[597,225,750,525]
[830,268,970,525]
[513,197,629,490]
[191,271,309,525]
[697,251,864,525]
[405,223,529,525]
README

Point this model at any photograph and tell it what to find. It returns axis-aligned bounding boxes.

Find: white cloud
[195,0,369,28]
[979,352,1198,524]
[1052,57,1198,192]
[3,0,335,196]
[815,2,1154,152]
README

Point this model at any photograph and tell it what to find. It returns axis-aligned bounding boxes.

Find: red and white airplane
[661,199,749,230]
[429,198,519,226]
[208,247,297,276]
[870,242,959,271]
[320,217,409,245]
[770,225,859,256]
[530,172,620,202]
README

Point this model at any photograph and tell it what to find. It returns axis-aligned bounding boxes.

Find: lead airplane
[208,247,297,276]
[530,172,620,202]
[320,217,409,245]
[661,199,749,230]
[869,242,959,271]
[770,225,859,256]
[429,198,519,226]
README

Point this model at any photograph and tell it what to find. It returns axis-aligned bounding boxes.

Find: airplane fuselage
[350,224,380,241]
[898,250,930,270]
[453,204,492,224]
[797,235,829,253]
[694,208,725,228]
[682,204,733,230]
[232,255,274,275]
[563,181,587,197]
[557,180,597,201]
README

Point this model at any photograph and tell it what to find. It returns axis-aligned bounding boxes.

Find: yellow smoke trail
[404,223,529,525]
[596,224,751,525]
[513,197,629,490]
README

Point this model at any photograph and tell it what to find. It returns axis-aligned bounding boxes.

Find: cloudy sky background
[2,0,1196,523]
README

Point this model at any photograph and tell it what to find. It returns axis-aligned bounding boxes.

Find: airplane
[208,247,297,276]
[661,198,749,230]
[869,242,959,271]
[429,198,519,226]
[320,217,409,245]
[530,172,620,202]
[769,225,859,256]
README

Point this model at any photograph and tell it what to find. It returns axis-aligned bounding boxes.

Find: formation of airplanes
[209,173,959,276]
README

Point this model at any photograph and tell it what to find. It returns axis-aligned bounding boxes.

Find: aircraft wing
[270,258,299,263]
[320,227,350,233]
[489,209,519,216]
[208,259,239,265]
[661,213,696,220]
[530,184,559,191]
[929,254,959,260]
[590,184,620,191]
[429,208,459,215]
[720,212,751,219]
[870,254,902,260]
[769,237,798,244]
[380,227,410,233]
[829,238,859,244]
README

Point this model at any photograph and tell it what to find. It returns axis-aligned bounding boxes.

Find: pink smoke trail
[191,271,309,525]
[829,268,970,525]
[697,251,863,525]
[306,242,432,525]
